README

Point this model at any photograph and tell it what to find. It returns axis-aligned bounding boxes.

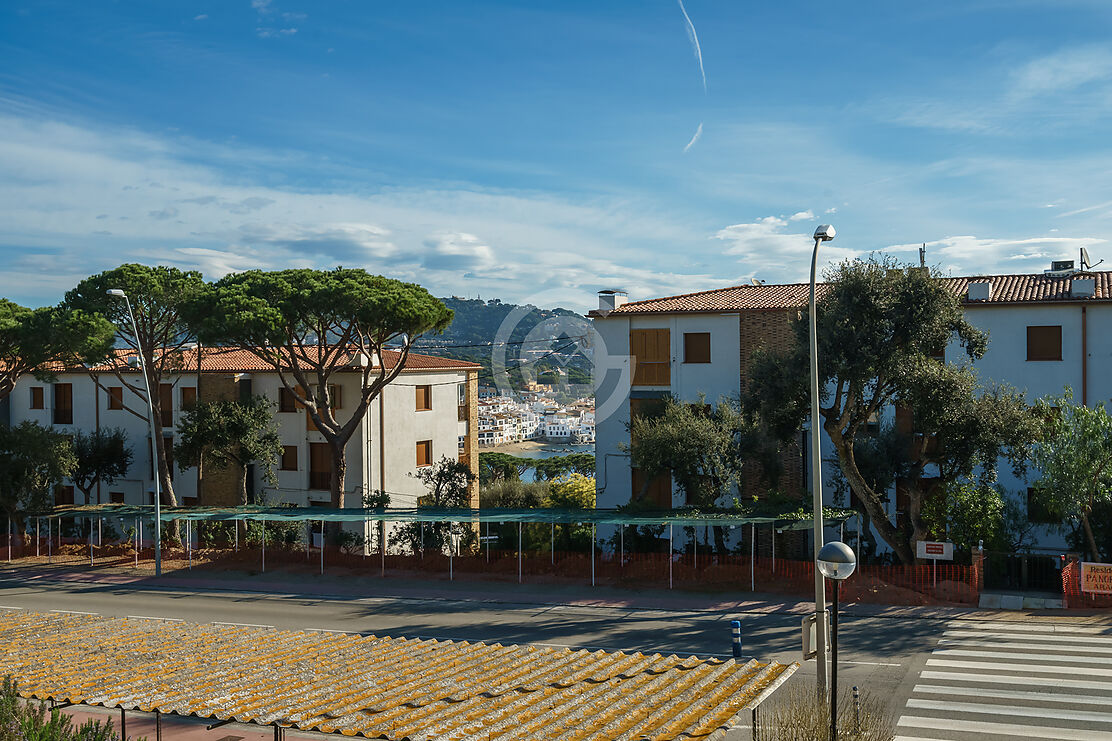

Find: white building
[4,347,480,517]
[590,267,1112,553]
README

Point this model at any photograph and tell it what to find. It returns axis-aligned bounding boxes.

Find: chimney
[967,281,992,301]
[597,290,628,313]
[1071,278,1096,298]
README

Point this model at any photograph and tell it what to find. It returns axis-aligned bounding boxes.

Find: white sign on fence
[916,540,954,561]
[1081,562,1112,594]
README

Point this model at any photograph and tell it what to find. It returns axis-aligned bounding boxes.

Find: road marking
[305,628,356,634]
[920,669,1112,692]
[944,629,1112,645]
[50,610,98,615]
[938,637,1112,654]
[914,683,1112,706]
[907,698,1112,724]
[945,620,1112,636]
[126,615,184,622]
[927,658,1112,676]
[934,647,1112,664]
[840,659,902,667]
[0,606,21,610]
[212,621,274,629]
[898,715,1112,740]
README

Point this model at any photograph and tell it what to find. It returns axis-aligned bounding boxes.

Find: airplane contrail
[677,0,706,92]
[683,122,703,153]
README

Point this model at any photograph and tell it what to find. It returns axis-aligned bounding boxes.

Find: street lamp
[106,288,162,577]
[809,223,835,698]
[818,540,856,741]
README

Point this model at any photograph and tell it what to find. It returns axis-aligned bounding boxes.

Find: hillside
[415,297,592,393]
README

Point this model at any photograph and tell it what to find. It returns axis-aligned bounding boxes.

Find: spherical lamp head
[817,540,856,580]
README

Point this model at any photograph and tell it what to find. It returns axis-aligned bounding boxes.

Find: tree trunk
[329,440,347,508]
[826,423,916,564]
[712,525,727,555]
[1082,510,1100,562]
[240,465,249,506]
[907,483,930,563]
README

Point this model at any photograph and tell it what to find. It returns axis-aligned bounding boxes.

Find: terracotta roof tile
[593,269,1112,315]
[46,347,479,374]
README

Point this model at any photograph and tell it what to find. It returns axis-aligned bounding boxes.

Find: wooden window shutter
[280,445,298,471]
[159,384,173,427]
[181,386,197,411]
[631,328,671,386]
[683,332,711,363]
[1027,325,1062,361]
[631,468,671,508]
[309,443,331,490]
[107,386,123,410]
[416,440,432,467]
[278,387,296,413]
[329,384,342,410]
[416,385,432,411]
[30,386,44,410]
[52,384,73,424]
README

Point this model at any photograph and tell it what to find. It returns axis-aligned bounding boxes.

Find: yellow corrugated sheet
[0,611,797,740]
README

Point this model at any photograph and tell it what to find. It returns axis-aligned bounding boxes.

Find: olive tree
[746,257,1039,563]
[185,268,452,508]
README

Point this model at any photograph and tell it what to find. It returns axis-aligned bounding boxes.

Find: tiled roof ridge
[618,279,812,308]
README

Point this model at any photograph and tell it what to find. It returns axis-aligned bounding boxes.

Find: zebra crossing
[896,619,1112,740]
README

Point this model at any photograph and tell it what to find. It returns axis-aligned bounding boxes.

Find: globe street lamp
[809,223,835,698]
[106,289,162,577]
[818,540,856,741]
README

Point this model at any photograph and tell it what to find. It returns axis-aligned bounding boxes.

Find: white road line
[898,715,1112,740]
[914,684,1112,706]
[894,737,958,741]
[841,659,903,666]
[305,628,355,634]
[934,648,1112,664]
[49,609,98,615]
[0,606,22,610]
[126,615,184,622]
[945,621,1112,636]
[944,629,1112,645]
[927,658,1112,677]
[938,638,1112,654]
[212,621,274,629]
[920,669,1112,692]
[907,698,1112,725]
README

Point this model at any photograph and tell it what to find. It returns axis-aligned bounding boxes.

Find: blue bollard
[731,620,742,658]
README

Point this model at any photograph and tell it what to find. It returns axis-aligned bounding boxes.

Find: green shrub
[756,682,895,741]
[0,675,140,740]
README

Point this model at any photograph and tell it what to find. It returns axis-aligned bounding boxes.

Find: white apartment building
[4,347,480,515]
[590,267,1112,554]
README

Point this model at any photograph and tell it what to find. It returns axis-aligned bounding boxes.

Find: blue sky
[3,1,1112,311]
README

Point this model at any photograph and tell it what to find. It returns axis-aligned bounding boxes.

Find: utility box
[801,610,830,660]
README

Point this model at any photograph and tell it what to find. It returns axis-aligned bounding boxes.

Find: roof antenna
[919,244,926,268]
[1081,247,1104,271]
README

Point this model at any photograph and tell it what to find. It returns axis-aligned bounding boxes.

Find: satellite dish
[1082,247,1105,271]
[750,278,765,286]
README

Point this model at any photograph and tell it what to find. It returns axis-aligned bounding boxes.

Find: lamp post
[106,289,162,577]
[809,223,835,698]
[818,540,856,741]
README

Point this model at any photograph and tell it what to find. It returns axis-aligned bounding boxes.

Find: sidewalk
[4,560,1108,623]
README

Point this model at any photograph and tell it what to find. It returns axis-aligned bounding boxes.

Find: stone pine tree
[0,299,115,401]
[174,396,283,506]
[185,268,453,510]
[745,257,1039,564]
[62,264,207,511]
[70,429,133,505]
[0,422,77,538]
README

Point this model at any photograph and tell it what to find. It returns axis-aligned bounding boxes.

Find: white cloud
[251,0,272,11]
[193,14,208,21]
[682,122,702,153]
[788,210,814,221]
[1010,45,1112,100]
[256,27,297,38]
[714,217,862,283]
[886,235,1106,275]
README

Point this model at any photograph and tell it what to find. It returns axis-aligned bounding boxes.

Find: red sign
[925,543,944,555]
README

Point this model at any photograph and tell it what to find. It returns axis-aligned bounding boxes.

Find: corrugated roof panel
[0,612,797,741]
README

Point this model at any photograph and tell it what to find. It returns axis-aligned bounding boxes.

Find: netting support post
[261,518,266,573]
[47,518,51,562]
[7,517,10,563]
[134,518,138,567]
[550,522,554,565]
[591,524,596,587]
[772,526,776,575]
[36,519,39,558]
[380,520,385,578]
[620,525,624,572]
[518,521,523,584]
[320,519,324,575]
[187,520,192,570]
[234,521,239,552]
[449,523,454,582]
[750,523,755,592]
[693,527,697,571]
[98,517,102,548]
[668,523,673,590]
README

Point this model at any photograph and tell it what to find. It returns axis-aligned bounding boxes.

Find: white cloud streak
[682,122,703,153]
[676,0,706,93]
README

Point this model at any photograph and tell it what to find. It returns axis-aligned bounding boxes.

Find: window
[631,468,672,508]
[306,385,342,431]
[309,442,331,490]
[54,485,74,506]
[280,445,298,471]
[52,383,73,425]
[159,384,173,427]
[457,383,466,406]
[109,492,125,504]
[1027,487,1062,524]
[30,387,44,410]
[107,386,123,410]
[683,332,711,364]
[416,440,432,467]
[416,384,432,411]
[630,328,670,385]
[278,387,297,413]
[180,386,197,411]
[1027,325,1062,361]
